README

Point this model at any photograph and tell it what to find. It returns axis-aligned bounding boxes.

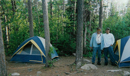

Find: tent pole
[30,44,33,55]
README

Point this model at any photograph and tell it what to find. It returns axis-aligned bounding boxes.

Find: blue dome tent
[114,36,130,67]
[11,36,59,63]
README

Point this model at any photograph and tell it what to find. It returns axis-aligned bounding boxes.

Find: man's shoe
[97,63,101,65]
[105,63,108,66]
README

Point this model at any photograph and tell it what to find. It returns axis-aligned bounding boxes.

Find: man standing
[103,28,116,66]
[90,27,103,65]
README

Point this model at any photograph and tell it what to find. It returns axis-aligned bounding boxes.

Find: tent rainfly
[11,36,59,63]
[114,36,130,67]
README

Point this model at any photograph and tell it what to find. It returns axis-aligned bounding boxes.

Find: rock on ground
[124,71,130,76]
[107,69,122,72]
[83,59,91,63]
[81,64,98,70]
[11,72,20,76]
[37,71,42,76]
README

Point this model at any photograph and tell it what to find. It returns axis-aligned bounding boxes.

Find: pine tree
[76,0,84,69]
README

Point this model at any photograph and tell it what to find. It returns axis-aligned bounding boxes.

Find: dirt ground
[7,56,130,76]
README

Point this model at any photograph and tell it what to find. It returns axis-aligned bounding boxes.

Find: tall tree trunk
[83,12,87,54]
[61,0,65,35]
[50,0,53,18]
[63,0,65,13]
[11,0,16,15]
[99,0,103,29]
[4,16,9,53]
[23,0,28,24]
[76,0,84,69]
[57,5,60,42]
[6,26,9,44]
[73,0,76,35]
[83,23,87,54]
[0,19,7,76]
[42,0,50,67]
[88,11,91,38]
[5,16,9,43]
[28,0,34,37]
[34,0,40,34]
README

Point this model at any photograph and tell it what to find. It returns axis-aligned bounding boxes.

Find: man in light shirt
[90,27,103,65]
[103,28,116,66]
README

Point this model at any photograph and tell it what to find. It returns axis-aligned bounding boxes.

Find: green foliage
[47,60,54,67]
[83,51,92,57]
[2,0,77,56]
[53,34,76,56]
[2,0,30,55]
[49,46,54,56]
[8,73,11,76]
[2,0,130,57]
[103,11,130,41]
[47,59,57,68]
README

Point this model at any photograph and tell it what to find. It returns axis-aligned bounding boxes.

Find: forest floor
[7,56,130,76]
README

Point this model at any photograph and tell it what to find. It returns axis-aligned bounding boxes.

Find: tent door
[29,44,43,63]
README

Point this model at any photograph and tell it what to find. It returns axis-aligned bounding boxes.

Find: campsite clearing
[7,56,130,76]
